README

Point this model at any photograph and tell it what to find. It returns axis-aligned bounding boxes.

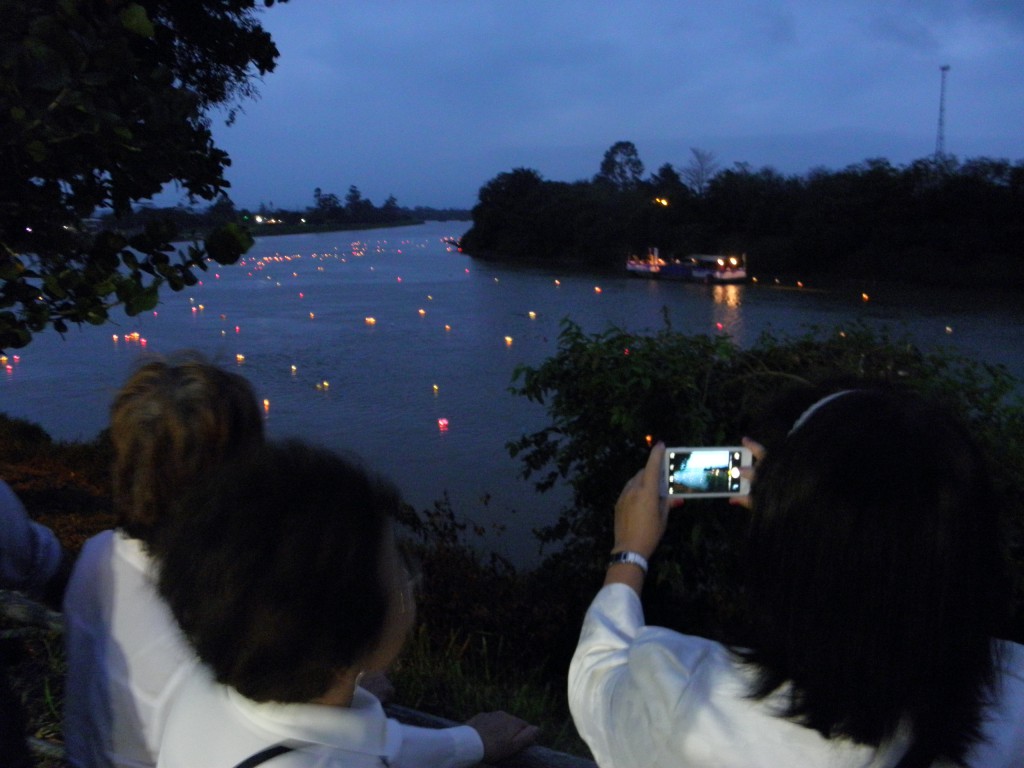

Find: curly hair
[157,440,405,703]
[739,388,1009,764]
[109,355,263,546]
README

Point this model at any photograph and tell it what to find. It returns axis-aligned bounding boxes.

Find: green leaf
[119,4,155,37]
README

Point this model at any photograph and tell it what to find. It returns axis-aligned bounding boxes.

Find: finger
[642,442,665,487]
[742,436,766,463]
[511,725,541,751]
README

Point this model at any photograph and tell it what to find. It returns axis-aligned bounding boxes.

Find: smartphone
[663,446,752,498]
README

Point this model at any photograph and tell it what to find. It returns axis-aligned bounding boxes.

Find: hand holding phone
[663,446,752,498]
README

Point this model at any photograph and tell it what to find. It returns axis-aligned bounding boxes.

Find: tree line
[102,188,470,237]
[460,141,1024,288]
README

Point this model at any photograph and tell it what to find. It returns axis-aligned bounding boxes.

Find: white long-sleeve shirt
[63,530,197,768]
[569,583,1024,768]
[156,666,483,768]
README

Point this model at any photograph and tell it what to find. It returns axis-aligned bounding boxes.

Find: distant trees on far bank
[459,142,1024,288]
[102,187,471,238]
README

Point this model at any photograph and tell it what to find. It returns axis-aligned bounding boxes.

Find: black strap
[231,743,295,768]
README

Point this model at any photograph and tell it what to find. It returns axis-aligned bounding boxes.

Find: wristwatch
[608,550,649,574]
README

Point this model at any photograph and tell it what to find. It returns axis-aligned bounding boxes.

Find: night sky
[171,1,1024,211]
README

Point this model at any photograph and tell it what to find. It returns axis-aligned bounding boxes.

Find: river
[3,221,1022,564]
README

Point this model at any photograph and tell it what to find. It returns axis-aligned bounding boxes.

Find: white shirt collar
[226,684,403,760]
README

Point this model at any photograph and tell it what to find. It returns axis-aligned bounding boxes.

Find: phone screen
[665,447,749,497]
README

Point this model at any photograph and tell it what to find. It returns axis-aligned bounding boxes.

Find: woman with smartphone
[568,388,1024,767]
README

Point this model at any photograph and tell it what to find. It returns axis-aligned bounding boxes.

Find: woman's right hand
[466,711,540,763]
[611,442,670,561]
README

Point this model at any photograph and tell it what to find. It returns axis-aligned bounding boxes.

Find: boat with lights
[627,248,747,283]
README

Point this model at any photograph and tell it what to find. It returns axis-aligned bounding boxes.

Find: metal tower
[935,65,950,158]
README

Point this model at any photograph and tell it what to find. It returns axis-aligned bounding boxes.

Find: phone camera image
[668,449,744,495]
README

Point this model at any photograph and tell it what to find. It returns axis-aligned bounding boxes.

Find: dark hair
[156,440,404,703]
[740,388,1008,763]
[110,355,263,544]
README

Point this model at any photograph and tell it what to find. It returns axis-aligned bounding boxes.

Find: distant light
[504,336,513,346]
[645,434,653,446]
[945,325,953,334]
[263,399,270,412]
[444,324,451,332]
[528,311,536,320]
[290,365,297,374]
[594,286,602,293]
[236,354,245,363]
[418,308,426,316]
[365,317,377,325]
[309,312,315,319]
[438,418,449,431]
[554,280,561,286]
[861,293,870,303]
[432,384,439,394]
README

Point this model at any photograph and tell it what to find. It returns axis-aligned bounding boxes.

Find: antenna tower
[935,65,950,158]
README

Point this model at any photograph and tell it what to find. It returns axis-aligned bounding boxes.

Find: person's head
[741,388,1009,762]
[157,439,414,703]
[109,355,263,545]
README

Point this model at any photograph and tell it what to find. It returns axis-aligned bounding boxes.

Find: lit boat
[626,247,747,283]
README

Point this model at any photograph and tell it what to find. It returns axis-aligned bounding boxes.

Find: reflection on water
[3,222,1023,564]
[710,284,744,341]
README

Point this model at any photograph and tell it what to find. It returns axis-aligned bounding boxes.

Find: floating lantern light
[365,317,377,325]
[291,365,297,374]
[309,312,315,319]
[236,354,245,363]
[444,324,451,332]
[263,399,270,413]
[528,311,536,320]
[645,434,653,447]
[504,336,513,346]
[432,384,439,394]
[594,286,602,293]
[945,326,953,334]
[554,280,561,286]
[438,418,449,431]
[112,336,118,343]
[861,293,870,303]
[418,309,426,316]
